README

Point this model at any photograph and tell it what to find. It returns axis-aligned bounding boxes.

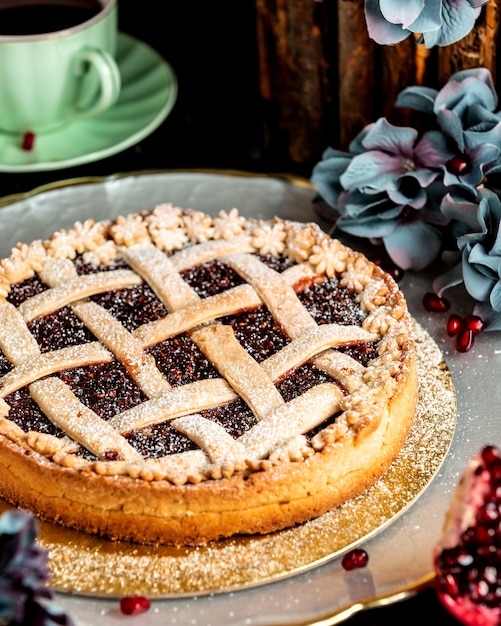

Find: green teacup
[0,0,120,136]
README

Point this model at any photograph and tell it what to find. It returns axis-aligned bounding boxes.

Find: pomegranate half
[434,445,501,626]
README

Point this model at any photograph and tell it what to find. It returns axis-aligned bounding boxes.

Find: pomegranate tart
[0,205,417,545]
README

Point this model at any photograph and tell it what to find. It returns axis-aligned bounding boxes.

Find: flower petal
[387,183,427,208]
[341,190,402,219]
[337,214,397,239]
[462,252,495,301]
[383,221,443,270]
[365,0,410,44]
[379,0,425,28]
[468,243,500,274]
[361,118,417,156]
[340,151,405,191]
[433,261,465,296]
[414,130,454,167]
[489,279,501,311]
[396,86,439,114]
[441,193,481,231]
[435,72,498,116]
[422,0,479,47]
[436,109,465,149]
[407,0,442,33]
[311,152,353,207]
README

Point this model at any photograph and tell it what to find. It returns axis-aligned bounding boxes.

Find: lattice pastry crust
[0,205,417,545]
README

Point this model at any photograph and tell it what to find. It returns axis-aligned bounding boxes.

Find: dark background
[0,2,465,624]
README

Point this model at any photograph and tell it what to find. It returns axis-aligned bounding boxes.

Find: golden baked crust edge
[0,343,417,546]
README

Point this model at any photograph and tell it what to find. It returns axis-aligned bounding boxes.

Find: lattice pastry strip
[222,252,371,396]
[312,350,366,394]
[0,300,44,420]
[121,237,256,315]
[0,300,41,363]
[120,244,201,310]
[29,377,143,463]
[133,262,316,349]
[0,343,113,398]
[261,324,376,381]
[70,300,171,399]
[134,284,262,348]
[18,269,142,322]
[225,252,317,337]
[37,255,171,399]
[191,324,285,421]
[171,414,247,467]
[108,378,238,433]
[240,382,344,458]
[168,235,255,273]
[165,380,345,469]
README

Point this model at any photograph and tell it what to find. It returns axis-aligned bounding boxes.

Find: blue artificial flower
[397,68,501,193]
[365,0,490,48]
[311,117,452,270]
[0,510,74,626]
[434,187,501,329]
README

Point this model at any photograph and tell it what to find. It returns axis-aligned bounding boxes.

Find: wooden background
[254,0,501,170]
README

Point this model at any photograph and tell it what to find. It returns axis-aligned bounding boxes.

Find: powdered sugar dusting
[10,321,455,597]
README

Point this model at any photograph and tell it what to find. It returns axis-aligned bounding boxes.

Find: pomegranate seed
[423,292,450,313]
[341,548,369,570]
[456,328,475,353]
[21,131,35,151]
[447,314,463,337]
[482,446,501,465]
[446,154,471,176]
[370,257,403,280]
[464,315,485,336]
[119,596,150,615]
[442,572,461,596]
[385,266,404,282]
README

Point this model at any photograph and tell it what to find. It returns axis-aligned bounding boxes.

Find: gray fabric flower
[365,0,490,48]
[311,117,452,270]
[397,68,501,193]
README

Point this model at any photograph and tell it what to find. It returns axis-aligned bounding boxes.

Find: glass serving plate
[0,170,496,626]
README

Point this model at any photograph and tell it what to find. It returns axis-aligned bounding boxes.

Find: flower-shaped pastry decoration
[365,0,490,48]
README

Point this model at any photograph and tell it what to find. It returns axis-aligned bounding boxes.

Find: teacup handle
[71,47,121,120]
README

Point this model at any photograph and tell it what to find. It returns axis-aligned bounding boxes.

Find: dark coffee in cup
[0,0,102,36]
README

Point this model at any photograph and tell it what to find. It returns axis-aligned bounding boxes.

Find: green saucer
[0,33,177,173]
